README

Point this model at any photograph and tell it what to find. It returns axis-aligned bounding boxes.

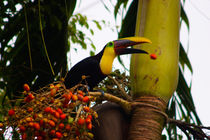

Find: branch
[108,75,132,101]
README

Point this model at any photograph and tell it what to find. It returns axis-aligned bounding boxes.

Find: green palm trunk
[129,0,180,139]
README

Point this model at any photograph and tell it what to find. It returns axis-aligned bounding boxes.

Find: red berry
[23,84,30,92]
[50,109,56,115]
[78,118,85,125]
[22,133,27,140]
[65,124,71,131]
[150,53,157,59]
[77,94,84,101]
[58,123,64,129]
[19,125,26,133]
[55,132,62,138]
[49,129,56,136]
[37,136,43,140]
[8,109,15,116]
[85,118,91,124]
[56,108,63,114]
[87,114,92,120]
[28,93,35,100]
[60,114,66,120]
[44,107,51,113]
[83,96,90,103]
[83,106,90,112]
[39,120,44,126]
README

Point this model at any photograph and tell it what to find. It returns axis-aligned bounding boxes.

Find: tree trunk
[128,96,166,140]
[129,0,180,139]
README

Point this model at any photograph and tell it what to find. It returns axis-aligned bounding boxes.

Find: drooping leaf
[114,0,129,19]
[181,4,190,31]
[179,43,193,73]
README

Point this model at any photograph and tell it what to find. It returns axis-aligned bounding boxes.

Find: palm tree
[0,0,204,139]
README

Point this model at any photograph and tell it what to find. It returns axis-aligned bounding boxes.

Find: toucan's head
[100,37,151,75]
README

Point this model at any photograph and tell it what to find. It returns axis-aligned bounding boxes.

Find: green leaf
[93,20,102,30]
[119,0,138,38]
[176,68,201,125]
[181,4,189,31]
[90,51,95,56]
[114,0,129,19]
[179,43,193,73]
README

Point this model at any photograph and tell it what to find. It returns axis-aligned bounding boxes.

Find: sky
[70,0,210,126]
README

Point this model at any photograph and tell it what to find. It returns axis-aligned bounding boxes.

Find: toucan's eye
[107,42,114,47]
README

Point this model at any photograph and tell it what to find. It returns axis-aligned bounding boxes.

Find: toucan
[64,37,151,90]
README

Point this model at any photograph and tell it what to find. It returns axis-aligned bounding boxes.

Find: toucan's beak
[114,37,151,55]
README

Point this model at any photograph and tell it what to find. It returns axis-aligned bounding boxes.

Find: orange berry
[33,123,40,130]
[19,125,26,133]
[54,112,60,119]
[83,106,90,112]
[29,122,34,128]
[72,95,78,101]
[63,93,71,101]
[26,117,33,122]
[55,132,62,138]
[58,123,64,129]
[77,118,85,125]
[69,91,73,96]
[0,123,3,128]
[55,84,61,89]
[8,109,15,116]
[60,114,66,120]
[87,123,92,130]
[48,120,55,127]
[23,84,30,92]
[50,88,57,96]
[44,107,51,113]
[65,124,71,131]
[85,118,91,124]
[77,90,84,95]
[150,53,157,59]
[83,96,90,103]
[27,107,33,112]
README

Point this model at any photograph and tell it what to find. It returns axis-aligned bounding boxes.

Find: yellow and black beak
[114,37,151,55]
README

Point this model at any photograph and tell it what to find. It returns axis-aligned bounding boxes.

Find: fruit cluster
[1,83,97,140]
